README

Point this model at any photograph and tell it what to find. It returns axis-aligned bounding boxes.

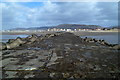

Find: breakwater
[1,32,119,79]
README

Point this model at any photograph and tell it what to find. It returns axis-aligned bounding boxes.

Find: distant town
[1,24,119,32]
[1,27,119,33]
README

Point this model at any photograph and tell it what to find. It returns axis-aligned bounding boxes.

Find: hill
[10,24,103,30]
[54,24,102,29]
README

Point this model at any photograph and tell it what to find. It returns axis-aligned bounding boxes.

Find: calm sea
[81,34,118,44]
[0,34,119,44]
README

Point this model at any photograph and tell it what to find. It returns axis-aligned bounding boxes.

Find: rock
[88,64,94,69]
[100,41,107,45]
[56,32,62,36]
[93,65,101,71]
[84,37,94,42]
[73,73,81,78]
[0,42,7,50]
[79,58,85,62]
[45,34,56,38]
[49,34,56,37]
[44,34,51,37]
[62,73,70,78]
[49,73,55,78]
[99,39,104,42]
[83,37,87,41]
[29,34,38,42]
[113,44,120,50]
[97,39,110,46]
[24,74,34,78]
[6,37,26,49]
[8,39,15,43]
[82,37,93,43]
[89,40,95,43]
[92,38,97,42]
[54,73,63,78]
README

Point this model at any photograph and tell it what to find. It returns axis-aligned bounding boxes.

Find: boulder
[102,42,110,46]
[16,37,26,44]
[97,39,108,45]
[6,37,26,49]
[62,73,70,78]
[97,39,102,43]
[8,39,15,43]
[88,40,95,43]
[29,34,38,42]
[93,39,98,42]
[83,37,87,41]
[56,32,64,36]
[113,44,120,50]
[45,34,51,38]
[0,42,7,50]
[99,40,107,45]
[49,34,56,38]
[98,39,105,43]
[45,34,56,38]
[85,38,93,42]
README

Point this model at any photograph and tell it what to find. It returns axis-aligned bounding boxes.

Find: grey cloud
[1,2,118,30]
[34,2,100,24]
[96,2,118,20]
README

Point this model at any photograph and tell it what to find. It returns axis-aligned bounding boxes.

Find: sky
[0,1,118,30]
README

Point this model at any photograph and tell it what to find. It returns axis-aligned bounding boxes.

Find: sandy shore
[1,30,119,36]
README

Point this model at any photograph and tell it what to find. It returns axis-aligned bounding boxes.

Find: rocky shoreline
[0,32,119,50]
[1,32,120,79]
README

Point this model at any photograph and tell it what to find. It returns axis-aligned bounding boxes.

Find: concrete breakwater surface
[1,32,120,79]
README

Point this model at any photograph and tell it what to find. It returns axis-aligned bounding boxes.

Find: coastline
[1,30,119,36]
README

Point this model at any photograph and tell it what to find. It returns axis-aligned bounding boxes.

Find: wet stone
[5,71,17,78]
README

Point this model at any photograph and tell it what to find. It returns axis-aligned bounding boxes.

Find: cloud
[97,2,118,20]
[1,0,37,2]
[1,3,31,29]
[1,2,118,30]
[95,2,118,26]
[1,0,119,2]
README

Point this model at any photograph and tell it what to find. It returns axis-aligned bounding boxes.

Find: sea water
[81,34,118,44]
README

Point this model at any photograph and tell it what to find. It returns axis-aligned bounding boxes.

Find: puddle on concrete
[24,74,35,78]
[2,58,17,66]
[3,65,24,70]
[25,58,45,67]
[27,47,42,50]
[17,66,37,71]
[47,53,62,67]
[5,71,17,78]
